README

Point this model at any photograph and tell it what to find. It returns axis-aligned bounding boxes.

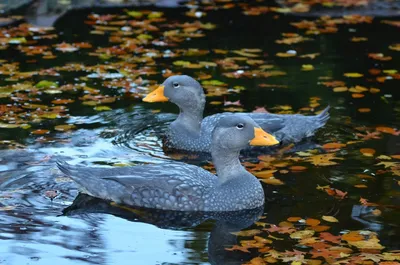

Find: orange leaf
[370,87,380,93]
[254,170,277,178]
[354,184,368,188]
[260,178,284,185]
[352,93,365,98]
[289,166,307,171]
[287,217,302,222]
[309,225,330,232]
[342,231,363,242]
[376,126,400,136]
[249,257,266,265]
[358,108,371,113]
[306,218,321,226]
[279,221,294,227]
[322,142,346,149]
[31,129,50,135]
[333,86,348,92]
[360,148,376,156]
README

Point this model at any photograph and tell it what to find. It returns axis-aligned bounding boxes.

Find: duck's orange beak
[143,85,169,102]
[250,127,279,146]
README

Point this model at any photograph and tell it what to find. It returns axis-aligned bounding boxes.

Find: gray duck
[143,75,330,152]
[57,113,279,212]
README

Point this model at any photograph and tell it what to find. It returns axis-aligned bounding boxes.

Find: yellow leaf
[54,124,76,132]
[322,215,339,222]
[260,178,284,185]
[290,230,315,239]
[344,72,363,78]
[301,64,314,71]
[333,86,348,92]
[94,106,111,111]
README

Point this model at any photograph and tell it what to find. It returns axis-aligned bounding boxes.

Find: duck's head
[143,75,206,111]
[212,114,279,151]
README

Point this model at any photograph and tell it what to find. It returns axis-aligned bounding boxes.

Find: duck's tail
[56,160,96,192]
[315,105,330,127]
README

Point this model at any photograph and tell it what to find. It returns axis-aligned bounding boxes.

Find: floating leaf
[344,73,363,78]
[290,230,315,239]
[333,87,348,92]
[36,80,59,88]
[358,108,371,113]
[322,216,339,223]
[305,218,320,226]
[94,106,112,111]
[31,129,50,135]
[301,64,314,71]
[360,148,376,157]
[0,123,20,129]
[54,124,76,132]
[289,166,307,171]
[322,143,346,149]
[260,178,284,185]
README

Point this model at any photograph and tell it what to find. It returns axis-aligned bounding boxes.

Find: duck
[57,114,279,212]
[143,75,330,153]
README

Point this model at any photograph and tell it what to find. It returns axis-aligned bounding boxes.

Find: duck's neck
[211,148,248,184]
[174,98,205,133]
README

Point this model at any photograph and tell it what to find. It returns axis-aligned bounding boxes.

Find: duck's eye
[236,123,244,130]
[173,82,180,88]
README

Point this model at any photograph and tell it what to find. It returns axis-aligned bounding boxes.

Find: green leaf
[36,80,59,89]
[127,11,143,18]
[94,106,112,111]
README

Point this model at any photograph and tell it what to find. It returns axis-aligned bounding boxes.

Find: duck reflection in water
[63,193,264,265]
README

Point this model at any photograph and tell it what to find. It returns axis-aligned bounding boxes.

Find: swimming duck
[143,75,330,153]
[57,114,279,211]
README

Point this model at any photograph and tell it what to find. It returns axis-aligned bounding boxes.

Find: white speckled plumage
[150,75,330,152]
[57,114,271,211]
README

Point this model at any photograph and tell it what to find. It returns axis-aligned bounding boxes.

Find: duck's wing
[248,106,330,143]
[57,160,215,211]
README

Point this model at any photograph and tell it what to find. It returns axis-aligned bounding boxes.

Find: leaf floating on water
[376,127,400,136]
[260,178,285,185]
[290,230,315,239]
[354,184,368,188]
[276,51,296,57]
[333,86,348,92]
[286,217,302,222]
[0,123,20,129]
[306,153,343,166]
[289,166,307,171]
[368,53,392,61]
[94,106,112,111]
[352,93,365,98]
[351,37,368,42]
[322,216,339,223]
[389,43,400,51]
[31,129,50,135]
[322,143,346,149]
[305,218,320,226]
[360,148,376,157]
[54,124,76,132]
[36,80,59,89]
[301,64,314,71]
[344,72,363,78]
[358,108,371,113]
[232,229,262,237]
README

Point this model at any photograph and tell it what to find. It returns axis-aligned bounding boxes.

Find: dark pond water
[0,1,399,264]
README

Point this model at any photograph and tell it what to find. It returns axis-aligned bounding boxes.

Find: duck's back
[58,161,217,211]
